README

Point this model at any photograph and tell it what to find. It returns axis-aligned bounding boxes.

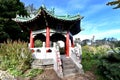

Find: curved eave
[12,10,42,23]
[13,6,83,23]
[42,7,83,21]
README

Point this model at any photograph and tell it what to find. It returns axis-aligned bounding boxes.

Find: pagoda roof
[13,5,83,35]
[13,6,83,22]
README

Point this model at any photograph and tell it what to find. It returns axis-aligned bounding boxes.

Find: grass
[23,69,44,78]
[0,40,43,78]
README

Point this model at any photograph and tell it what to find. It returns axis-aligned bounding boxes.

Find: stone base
[31,59,54,69]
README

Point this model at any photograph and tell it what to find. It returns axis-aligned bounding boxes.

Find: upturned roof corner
[13,5,83,23]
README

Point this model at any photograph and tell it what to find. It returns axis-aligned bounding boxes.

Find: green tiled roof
[13,6,83,22]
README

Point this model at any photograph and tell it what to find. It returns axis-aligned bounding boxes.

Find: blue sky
[20,0,120,40]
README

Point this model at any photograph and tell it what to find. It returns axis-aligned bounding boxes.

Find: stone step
[63,63,75,69]
[62,59,71,62]
[31,64,53,69]
[62,58,73,64]
[32,59,54,66]
[63,68,77,77]
[31,59,54,69]
[61,55,78,77]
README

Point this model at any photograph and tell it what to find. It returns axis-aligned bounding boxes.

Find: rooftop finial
[41,4,46,8]
[51,7,55,15]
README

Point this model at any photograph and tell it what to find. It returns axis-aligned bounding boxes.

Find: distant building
[81,39,91,46]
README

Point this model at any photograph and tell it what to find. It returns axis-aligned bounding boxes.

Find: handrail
[70,44,83,71]
[53,49,63,78]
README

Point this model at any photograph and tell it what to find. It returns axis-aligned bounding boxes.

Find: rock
[0,70,15,80]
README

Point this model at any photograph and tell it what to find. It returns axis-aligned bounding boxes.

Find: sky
[20,0,120,40]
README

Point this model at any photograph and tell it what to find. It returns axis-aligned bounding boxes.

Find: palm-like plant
[107,0,120,9]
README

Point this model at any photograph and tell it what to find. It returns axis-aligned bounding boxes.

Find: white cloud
[68,0,90,10]
[95,29,120,39]
[74,29,120,41]
[81,18,120,39]
[54,7,68,15]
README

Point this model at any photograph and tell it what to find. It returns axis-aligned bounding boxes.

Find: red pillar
[30,30,34,48]
[46,27,50,47]
[66,31,69,57]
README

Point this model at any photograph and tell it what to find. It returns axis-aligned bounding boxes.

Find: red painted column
[66,31,69,57]
[46,27,50,47]
[30,30,34,48]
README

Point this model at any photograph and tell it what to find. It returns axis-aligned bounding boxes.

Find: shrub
[82,46,99,71]
[24,69,43,78]
[81,45,110,80]
[97,49,120,80]
[0,40,33,76]
[7,67,23,77]
[34,40,42,47]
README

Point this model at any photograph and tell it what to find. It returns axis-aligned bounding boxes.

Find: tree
[0,0,28,42]
[107,0,120,9]
[0,0,28,19]
[25,4,37,15]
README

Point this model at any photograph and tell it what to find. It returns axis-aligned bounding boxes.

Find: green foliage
[0,0,29,42]
[82,46,99,71]
[34,40,42,47]
[60,47,65,54]
[7,68,22,77]
[24,69,43,78]
[81,45,110,80]
[97,49,120,80]
[0,40,33,76]
[114,40,120,47]
[0,0,28,19]
[107,0,120,9]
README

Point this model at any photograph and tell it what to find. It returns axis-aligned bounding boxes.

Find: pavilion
[13,5,84,77]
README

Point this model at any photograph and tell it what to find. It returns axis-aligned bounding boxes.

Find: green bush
[7,67,23,77]
[24,69,43,78]
[0,40,33,76]
[81,46,104,71]
[97,49,120,80]
[81,45,110,80]
[34,40,42,47]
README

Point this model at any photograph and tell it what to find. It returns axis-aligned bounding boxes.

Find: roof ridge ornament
[13,5,83,22]
[41,4,46,9]
[51,8,55,15]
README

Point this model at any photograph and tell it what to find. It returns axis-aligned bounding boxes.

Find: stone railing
[31,47,63,77]
[31,47,56,59]
[69,44,83,73]
[53,49,63,78]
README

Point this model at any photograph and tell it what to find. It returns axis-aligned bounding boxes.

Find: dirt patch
[32,69,61,80]
[16,69,96,80]
[33,69,96,80]
[62,71,96,80]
